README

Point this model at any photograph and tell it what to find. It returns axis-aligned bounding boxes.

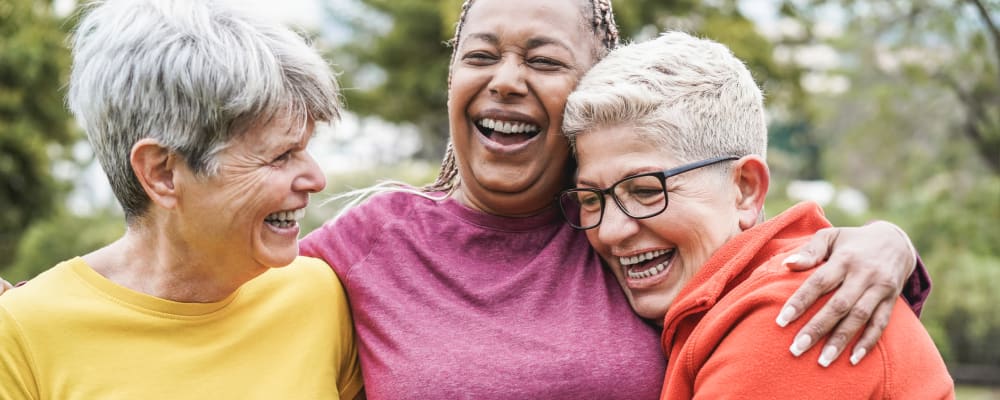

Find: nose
[488,55,527,99]
[595,200,641,249]
[293,150,327,193]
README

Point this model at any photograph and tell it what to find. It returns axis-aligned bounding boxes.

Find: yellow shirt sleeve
[0,306,39,399]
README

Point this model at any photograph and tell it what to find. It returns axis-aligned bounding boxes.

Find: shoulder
[0,259,79,316]
[341,188,432,220]
[300,190,445,267]
[304,190,432,243]
[256,256,343,294]
[685,256,948,398]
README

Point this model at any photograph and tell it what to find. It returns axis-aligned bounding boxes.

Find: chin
[257,248,299,269]
[633,296,671,322]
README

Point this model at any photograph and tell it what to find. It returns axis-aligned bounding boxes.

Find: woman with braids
[299,0,930,398]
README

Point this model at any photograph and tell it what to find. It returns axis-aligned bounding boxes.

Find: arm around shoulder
[684,276,939,399]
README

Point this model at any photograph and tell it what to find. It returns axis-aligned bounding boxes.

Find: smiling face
[447,0,599,216]
[574,125,744,322]
[174,114,326,274]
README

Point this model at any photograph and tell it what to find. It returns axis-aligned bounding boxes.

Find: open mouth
[619,249,676,281]
[264,208,305,229]
[475,118,541,145]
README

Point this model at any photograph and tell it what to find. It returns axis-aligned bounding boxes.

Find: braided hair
[423,0,621,194]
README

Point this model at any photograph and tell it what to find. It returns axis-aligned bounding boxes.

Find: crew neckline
[437,195,564,232]
[68,257,241,318]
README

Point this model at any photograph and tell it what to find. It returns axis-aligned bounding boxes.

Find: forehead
[234,114,312,153]
[462,0,595,51]
[575,125,680,182]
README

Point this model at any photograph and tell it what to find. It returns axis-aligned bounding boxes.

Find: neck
[453,169,573,218]
[84,229,264,303]
[453,188,558,218]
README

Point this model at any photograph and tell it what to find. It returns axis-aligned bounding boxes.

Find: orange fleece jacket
[659,202,953,399]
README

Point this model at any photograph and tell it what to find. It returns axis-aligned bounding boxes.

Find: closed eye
[527,56,565,70]
[271,150,293,165]
[463,51,498,65]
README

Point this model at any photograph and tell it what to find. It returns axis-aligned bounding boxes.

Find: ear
[130,138,179,210]
[731,155,770,231]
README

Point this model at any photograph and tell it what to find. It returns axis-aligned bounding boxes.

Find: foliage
[323,0,453,160]
[784,0,1000,366]
[4,209,124,283]
[893,174,1000,365]
[0,0,76,269]
[787,0,999,175]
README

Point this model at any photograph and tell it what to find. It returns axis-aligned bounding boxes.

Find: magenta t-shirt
[301,191,665,399]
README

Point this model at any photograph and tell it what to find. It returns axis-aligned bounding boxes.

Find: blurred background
[1,0,997,396]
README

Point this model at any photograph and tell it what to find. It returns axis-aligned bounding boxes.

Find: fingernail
[782,254,802,265]
[776,306,796,327]
[818,345,837,367]
[789,334,811,357]
[850,348,867,365]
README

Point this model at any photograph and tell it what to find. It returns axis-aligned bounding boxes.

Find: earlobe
[131,139,179,209]
[733,156,770,230]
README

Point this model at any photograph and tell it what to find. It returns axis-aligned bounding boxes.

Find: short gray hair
[563,31,767,164]
[68,0,341,220]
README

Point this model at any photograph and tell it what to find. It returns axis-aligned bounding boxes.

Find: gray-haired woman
[0,0,362,398]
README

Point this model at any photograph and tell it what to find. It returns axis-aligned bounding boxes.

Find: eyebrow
[466,32,573,53]
[576,167,660,188]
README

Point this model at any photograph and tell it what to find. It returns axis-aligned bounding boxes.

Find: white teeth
[266,208,305,224]
[619,249,670,266]
[627,261,669,279]
[620,249,674,280]
[478,118,539,135]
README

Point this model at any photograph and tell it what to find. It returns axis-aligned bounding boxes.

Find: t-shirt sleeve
[300,194,391,280]
[328,268,364,400]
[0,307,39,399]
[901,254,931,316]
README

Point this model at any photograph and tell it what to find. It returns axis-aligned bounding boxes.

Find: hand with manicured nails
[776,221,917,367]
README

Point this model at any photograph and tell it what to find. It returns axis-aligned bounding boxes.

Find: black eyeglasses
[558,156,739,230]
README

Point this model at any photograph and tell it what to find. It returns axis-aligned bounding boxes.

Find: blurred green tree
[5,209,123,282]
[0,0,76,270]
[782,0,1000,368]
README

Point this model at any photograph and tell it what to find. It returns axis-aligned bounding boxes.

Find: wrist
[874,221,918,268]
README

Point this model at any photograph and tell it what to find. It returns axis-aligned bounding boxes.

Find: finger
[783,227,840,271]
[816,288,886,367]
[777,255,848,328]
[0,279,13,295]
[849,299,895,366]
[788,260,865,357]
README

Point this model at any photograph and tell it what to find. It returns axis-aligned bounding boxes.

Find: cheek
[218,170,274,208]
[540,83,574,119]
[447,68,480,107]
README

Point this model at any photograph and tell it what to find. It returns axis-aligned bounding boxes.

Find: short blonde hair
[563,31,767,164]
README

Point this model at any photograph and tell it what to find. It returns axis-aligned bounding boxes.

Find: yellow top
[0,256,362,400]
